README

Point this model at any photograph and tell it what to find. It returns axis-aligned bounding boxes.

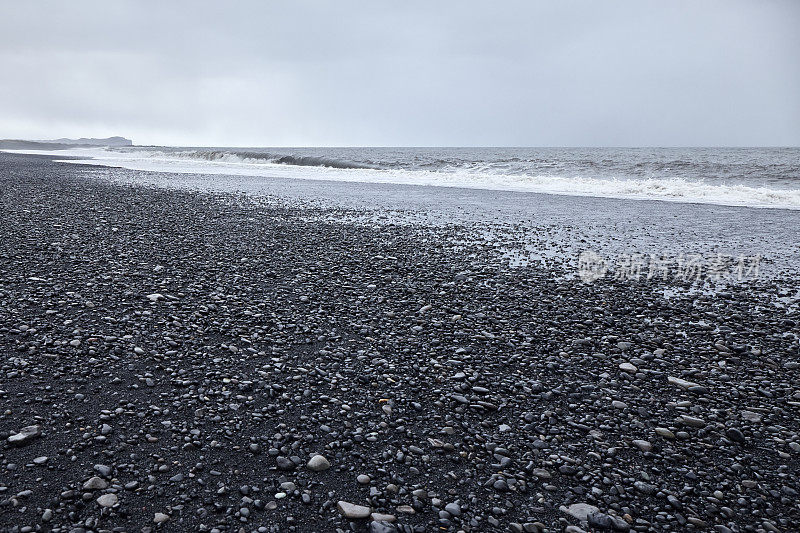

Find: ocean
[6,146,800,209]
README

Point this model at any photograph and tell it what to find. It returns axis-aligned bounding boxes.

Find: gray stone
[96,493,118,507]
[7,425,41,446]
[337,500,371,519]
[561,502,600,522]
[306,454,331,471]
[654,427,675,439]
[444,502,461,516]
[679,415,706,428]
[667,376,699,390]
[83,476,108,490]
[369,521,398,533]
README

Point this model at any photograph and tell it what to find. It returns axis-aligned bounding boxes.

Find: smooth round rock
[306,454,331,471]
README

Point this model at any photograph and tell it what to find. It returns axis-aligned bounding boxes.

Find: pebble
[275,456,295,470]
[561,502,600,521]
[0,153,798,532]
[83,477,108,490]
[654,427,675,439]
[667,376,700,390]
[444,502,461,516]
[306,454,331,471]
[337,500,371,519]
[679,415,707,428]
[369,522,397,533]
[96,493,118,508]
[7,425,41,446]
[726,427,747,443]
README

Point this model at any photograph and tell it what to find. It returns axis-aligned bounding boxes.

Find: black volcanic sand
[0,152,799,533]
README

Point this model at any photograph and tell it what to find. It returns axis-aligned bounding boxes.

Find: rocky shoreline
[1,153,798,532]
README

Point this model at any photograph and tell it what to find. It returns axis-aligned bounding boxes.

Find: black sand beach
[1,152,799,532]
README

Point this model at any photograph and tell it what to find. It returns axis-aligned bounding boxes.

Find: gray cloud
[1,0,798,146]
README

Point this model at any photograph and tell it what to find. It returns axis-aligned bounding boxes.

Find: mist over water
[10,146,800,209]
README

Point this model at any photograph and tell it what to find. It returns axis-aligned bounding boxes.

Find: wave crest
[7,146,800,210]
[117,148,379,170]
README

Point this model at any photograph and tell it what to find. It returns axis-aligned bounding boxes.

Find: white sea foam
[5,147,800,210]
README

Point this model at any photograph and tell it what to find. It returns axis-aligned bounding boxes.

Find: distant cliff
[0,136,133,150]
[47,136,133,147]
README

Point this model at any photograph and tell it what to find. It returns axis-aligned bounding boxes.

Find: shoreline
[28,151,800,279]
[0,152,798,532]
[4,147,800,212]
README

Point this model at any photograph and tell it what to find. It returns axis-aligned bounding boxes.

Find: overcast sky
[1,0,799,147]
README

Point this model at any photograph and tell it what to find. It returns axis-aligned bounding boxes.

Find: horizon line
[3,137,799,150]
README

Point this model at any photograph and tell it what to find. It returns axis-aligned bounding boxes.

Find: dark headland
[0,152,798,532]
[0,137,132,150]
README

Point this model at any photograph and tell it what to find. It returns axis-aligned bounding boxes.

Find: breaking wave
[3,145,800,210]
[115,148,380,170]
